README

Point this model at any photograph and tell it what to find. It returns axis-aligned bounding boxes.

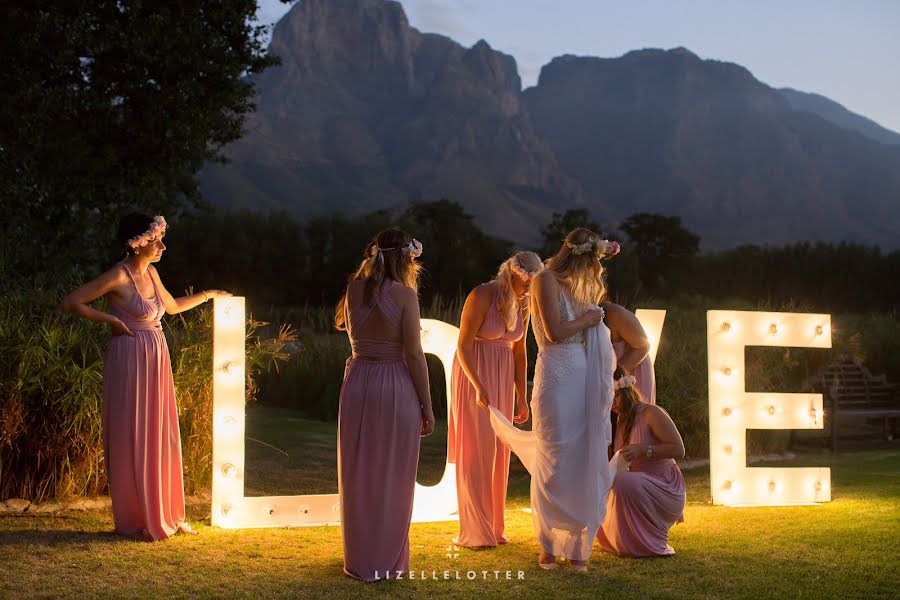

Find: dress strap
[119,261,140,292]
[147,265,163,301]
[349,279,403,329]
[373,280,402,327]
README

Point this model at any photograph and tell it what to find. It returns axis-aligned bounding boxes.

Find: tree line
[153,204,899,313]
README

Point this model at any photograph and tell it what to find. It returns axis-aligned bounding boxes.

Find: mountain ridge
[198,0,900,249]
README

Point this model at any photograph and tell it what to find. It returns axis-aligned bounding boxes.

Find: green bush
[254,294,899,458]
[651,295,891,456]
[255,296,465,420]
[0,288,291,501]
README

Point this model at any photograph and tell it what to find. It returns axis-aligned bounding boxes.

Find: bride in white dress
[489,228,620,572]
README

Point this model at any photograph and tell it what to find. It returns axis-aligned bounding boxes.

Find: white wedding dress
[489,286,615,560]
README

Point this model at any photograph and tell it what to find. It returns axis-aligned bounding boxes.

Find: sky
[257,0,900,133]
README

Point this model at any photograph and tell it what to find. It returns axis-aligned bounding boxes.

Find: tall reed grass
[255,296,465,420]
[254,294,892,457]
[0,288,292,501]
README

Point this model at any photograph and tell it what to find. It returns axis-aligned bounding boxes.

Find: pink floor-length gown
[102,262,185,541]
[597,403,685,557]
[448,282,524,547]
[338,279,422,581]
[613,341,656,405]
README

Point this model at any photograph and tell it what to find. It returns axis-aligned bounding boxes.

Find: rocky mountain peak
[200,0,900,249]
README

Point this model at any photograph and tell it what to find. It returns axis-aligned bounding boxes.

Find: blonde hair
[334,229,422,331]
[544,227,608,309]
[492,251,543,330]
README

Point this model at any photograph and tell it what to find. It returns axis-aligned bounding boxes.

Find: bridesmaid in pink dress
[597,368,686,557]
[334,229,435,582]
[448,251,543,548]
[62,213,230,540]
[603,303,655,404]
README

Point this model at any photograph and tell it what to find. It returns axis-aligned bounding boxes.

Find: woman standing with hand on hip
[449,251,543,549]
[62,213,230,541]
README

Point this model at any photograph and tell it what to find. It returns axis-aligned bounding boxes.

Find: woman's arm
[533,271,604,343]
[455,286,492,407]
[148,266,229,315]
[512,305,530,423]
[61,266,134,336]
[398,285,435,436]
[604,302,651,372]
[620,405,685,461]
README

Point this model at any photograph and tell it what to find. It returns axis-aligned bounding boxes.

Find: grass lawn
[1,405,898,599]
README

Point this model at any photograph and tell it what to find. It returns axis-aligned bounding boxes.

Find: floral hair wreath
[371,238,424,262]
[127,216,167,251]
[565,236,621,259]
[614,374,637,391]
[509,256,543,282]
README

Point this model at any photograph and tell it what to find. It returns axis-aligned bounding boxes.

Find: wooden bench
[814,358,900,452]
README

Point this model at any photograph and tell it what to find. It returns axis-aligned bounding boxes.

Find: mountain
[523,49,900,248]
[779,88,900,147]
[200,0,588,243]
[198,0,900,249]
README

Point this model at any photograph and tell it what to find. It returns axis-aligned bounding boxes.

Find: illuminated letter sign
[635,309,666,364]
[210,298,459,528]
[211,300,833,529]
[707,310,831,506]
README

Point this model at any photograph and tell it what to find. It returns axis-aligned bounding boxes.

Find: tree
[0,1,285,281]
[619,213,700,296]
[538,209,603,259]
[399,199,513,300]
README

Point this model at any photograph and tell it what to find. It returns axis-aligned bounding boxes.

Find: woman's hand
[204,290,232,300]
[620,443,649,462]
[513,401,530,424]
[475,385,491,410]
[421,406,436,437]
[109,317,134,337]
[579,306,605,328]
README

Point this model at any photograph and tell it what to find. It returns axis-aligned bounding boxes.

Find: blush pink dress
[597,403,685,557]
[338,279,422,581]
[102,262,185,541]
[448,282,524,547]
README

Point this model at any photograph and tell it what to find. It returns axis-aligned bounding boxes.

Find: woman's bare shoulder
[468,282,494,302]
[644,403,675,424]
[388,280,418,306]
[533,269,558,288]
[101,263,131,287]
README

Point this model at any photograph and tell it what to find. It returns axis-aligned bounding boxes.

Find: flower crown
[372,238,424,260]
[127,216,167,250]
[614,374,637,391]
[565,236,620,258]
[509,257,542,282]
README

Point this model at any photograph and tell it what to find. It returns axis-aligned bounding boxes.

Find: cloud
[404,0,476,40]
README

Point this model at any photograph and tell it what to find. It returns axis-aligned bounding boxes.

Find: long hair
[614,366,644,445]
[334,229,422,331]
[544,227,608,309]
[492,251,543,331]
